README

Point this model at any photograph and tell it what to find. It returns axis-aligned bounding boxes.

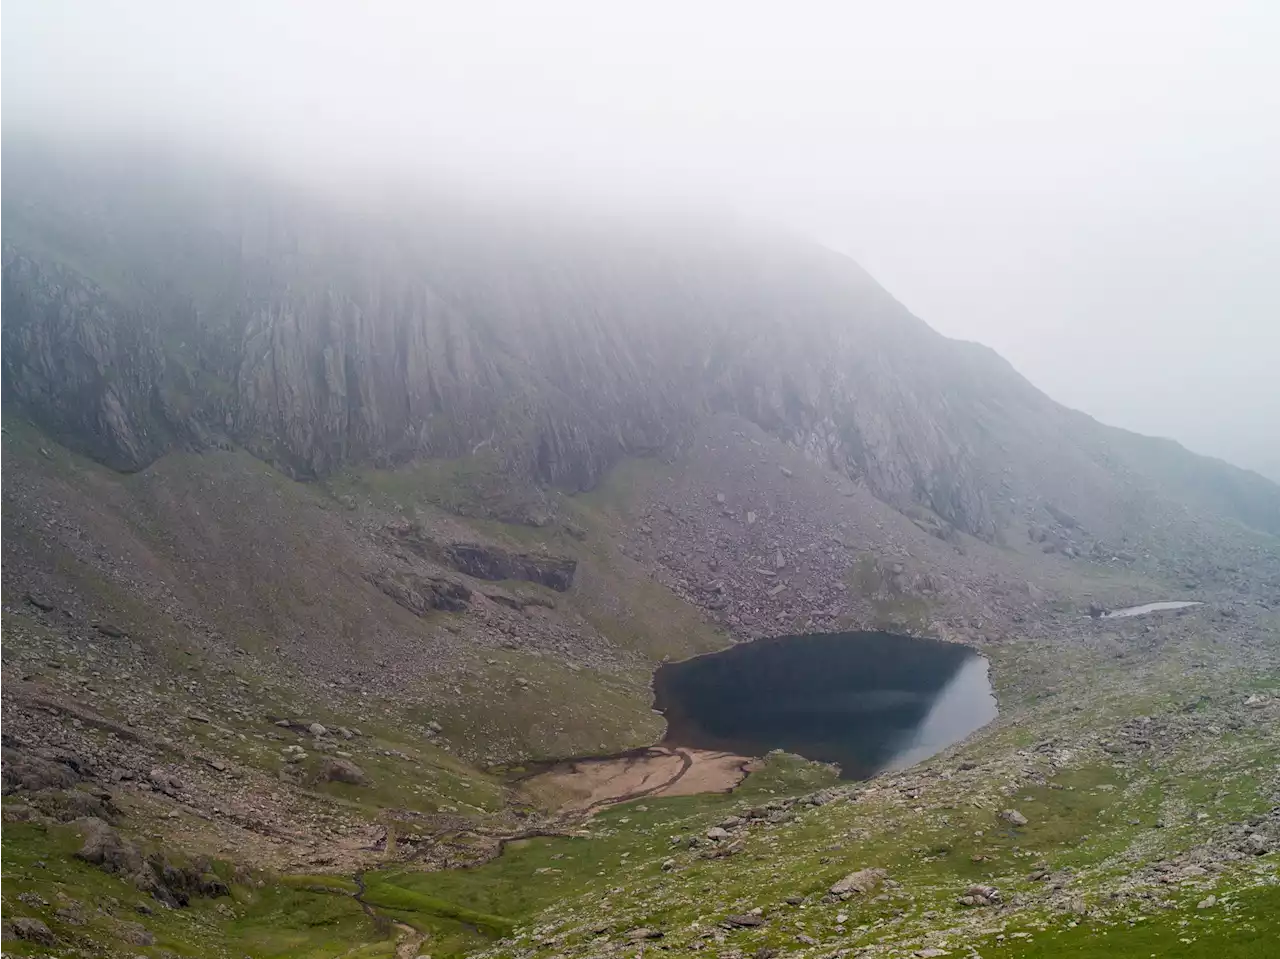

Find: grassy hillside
[3,414,1278,957]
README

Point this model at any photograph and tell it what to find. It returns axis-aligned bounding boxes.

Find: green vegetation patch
[365,753,839,930]
[0,821,395,958]
[358,880,514,937]
[325,453,542,523]
[988,882,1280,958]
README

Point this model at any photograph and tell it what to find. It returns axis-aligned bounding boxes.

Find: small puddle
[1101,601,1202,619]
[522,631,997,809]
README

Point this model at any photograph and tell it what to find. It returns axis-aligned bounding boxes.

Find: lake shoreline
[520,629,998,811]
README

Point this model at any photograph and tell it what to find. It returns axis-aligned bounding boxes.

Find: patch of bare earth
[523,747,756,813]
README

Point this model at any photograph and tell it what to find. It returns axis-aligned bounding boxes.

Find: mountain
[3,140,1279,957]
[5,142,1279,549]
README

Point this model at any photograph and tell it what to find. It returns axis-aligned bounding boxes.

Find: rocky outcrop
[369,568,472,615]
[0,254,198,471]
[6,917,56,945]
[441,543,576,591]
[73,817,228,907]
[1,747,81,793]
[382,522,577,590]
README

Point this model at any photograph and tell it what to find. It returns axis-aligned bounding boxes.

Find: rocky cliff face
[0,252,189,470]
[4,143,1279,542]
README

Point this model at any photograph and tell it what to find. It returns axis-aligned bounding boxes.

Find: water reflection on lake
[653,631,998,780]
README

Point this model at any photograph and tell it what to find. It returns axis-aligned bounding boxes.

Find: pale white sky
[4,0,1278,477]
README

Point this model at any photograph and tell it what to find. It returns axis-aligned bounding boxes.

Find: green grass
[327,452,729,756]
[562,459,729,663]
[419,648,665,764]
[323,453,541,523]
[1,818,516,958]
[0,820,396,958]
[277,873,362,895]
[841,553,934,633]
[448,656,1280,959]
[365,753,839,929]
[989,883,1280,957]
[870,593,934,633]
[299,732,506,817]
[6,419,1279,958]
[844,554,882,596]
[358,881,514,937]
[222,882,391,959]
[0,820,500,958]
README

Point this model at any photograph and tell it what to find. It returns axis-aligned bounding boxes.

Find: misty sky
[4,1,1278,479]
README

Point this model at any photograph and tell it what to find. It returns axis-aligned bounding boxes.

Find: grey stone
[1000,809,1029,827]
[9,917,55,944]
[830,867,887,896]
[116,921,154,945]
[316,758,367,785]
[625,927,664,940]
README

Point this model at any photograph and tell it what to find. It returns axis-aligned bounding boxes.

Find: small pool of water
[1102,601,1202,619]
[653,631,998,780]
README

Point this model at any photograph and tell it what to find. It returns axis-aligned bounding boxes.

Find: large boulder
[830,867,888,897]
[1,749,79,794]
[958,884,1001,907]
[43,788,117,823]
[384,525,578,590]
[316,758,368,786]
[114,921,154,946]
[7,917,56,944]
[75,817,144,877]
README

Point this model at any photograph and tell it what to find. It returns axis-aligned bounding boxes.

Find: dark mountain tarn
[654,630,997,780]
[522,631,997,810]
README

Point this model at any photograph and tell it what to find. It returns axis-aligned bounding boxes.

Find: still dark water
[653,631,997,779]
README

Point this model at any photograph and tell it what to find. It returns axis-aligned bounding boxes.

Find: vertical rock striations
[4,144,1279,540]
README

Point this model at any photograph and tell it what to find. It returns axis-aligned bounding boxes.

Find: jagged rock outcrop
[442,543,577,591]
[1,747,81,794]
[73,817,228,907]
[369,568,472,615]
[381,521,577,590]
[4,142,1279,541]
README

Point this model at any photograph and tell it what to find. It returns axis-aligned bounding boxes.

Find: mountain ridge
[4,140,1280,958]
[4,141,1279,549]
